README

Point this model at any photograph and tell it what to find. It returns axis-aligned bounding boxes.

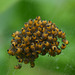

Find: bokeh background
[0,0,75,75]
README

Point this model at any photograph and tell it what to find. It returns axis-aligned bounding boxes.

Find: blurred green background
[0,0,75,75]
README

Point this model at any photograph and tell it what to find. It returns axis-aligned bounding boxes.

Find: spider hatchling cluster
[7,16,69,69]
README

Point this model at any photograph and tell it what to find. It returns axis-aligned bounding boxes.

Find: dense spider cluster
[8,16,69,69]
